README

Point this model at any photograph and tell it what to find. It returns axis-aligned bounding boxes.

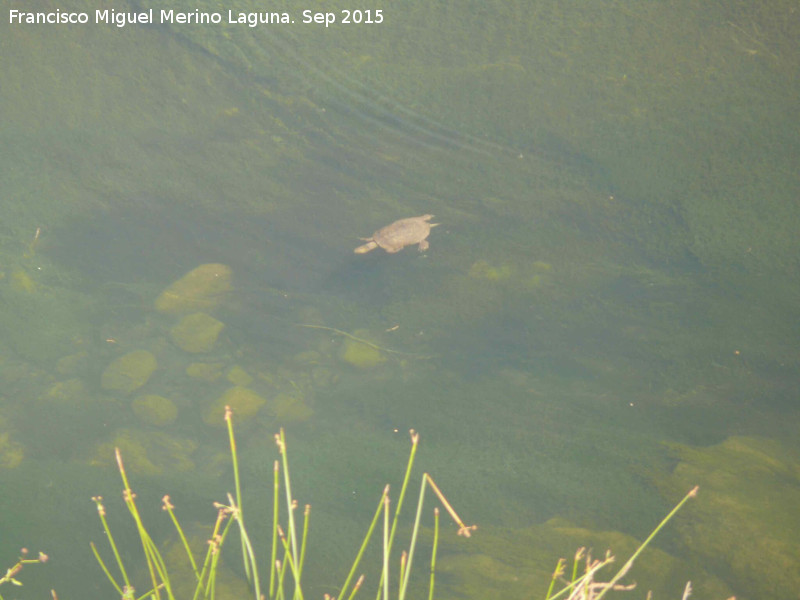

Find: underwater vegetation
[655,435,800,598]
[339,330,388,369]
[169,312,226,354]
[1,408,703,600]
[101,350,158,395]
[78,409,700,600]
[86,412,479,600]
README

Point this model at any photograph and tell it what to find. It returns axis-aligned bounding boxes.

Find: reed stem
[427,508,439,600]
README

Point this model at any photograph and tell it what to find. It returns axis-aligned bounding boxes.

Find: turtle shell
[372,215,436,253]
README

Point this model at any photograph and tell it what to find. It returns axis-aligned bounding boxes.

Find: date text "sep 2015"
[302,10,383,27]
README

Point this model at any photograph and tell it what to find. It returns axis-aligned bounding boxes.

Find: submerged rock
[186,362,225,382]
[56,351,90,376]
[92,429,196,476]
[42,378,87,404]
[226,365,253,386]
[155,263,232,315]
[339,331,385,368]
[132,394,178,426]
[269,392,314,423]
[169,312,225,353]
[101,350,158,394]
[203,386,266,426]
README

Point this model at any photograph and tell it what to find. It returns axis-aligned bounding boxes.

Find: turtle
[354,215,439,254]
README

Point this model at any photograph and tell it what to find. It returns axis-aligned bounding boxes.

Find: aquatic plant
[5,406,699,600]
[543,486,699,600]
[0,549,49,600]
[89,406,475,600]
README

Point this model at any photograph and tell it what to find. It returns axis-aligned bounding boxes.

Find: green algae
[656,435,800,598]
[185,361,225,382]
[0,431,25,470]
[91,428,196,476]
[10,269,36,293]
[131,394,178,427]
[339,336,386,369]
[169,311,225,353]
[101,350,158,395]
[267,392,314,424]
[203,386,266,426]
[226,365,253,386]
[434,518,734,600]
[155,264,233,316]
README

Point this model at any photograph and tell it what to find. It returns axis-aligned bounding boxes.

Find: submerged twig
[295,323,432,358]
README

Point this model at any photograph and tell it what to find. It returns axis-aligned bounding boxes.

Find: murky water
[1,2,799,599]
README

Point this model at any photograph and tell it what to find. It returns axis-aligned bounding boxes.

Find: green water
[1,1,799,599]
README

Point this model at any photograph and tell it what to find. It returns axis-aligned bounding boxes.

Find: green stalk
[382,496,390,600]
[570,548,582,584]
[91,496,131,593]
[543,558,565,600]
[227,493,262,600]
[544,555,614,600]
[298,504,310,578]
[398,474,428,600]
[276,550,290,600]
[427,508,439,600]
[225,408,251,584]
[270,460,280,599]
[338,486,389,599]
[387,432,419,553]
[115,448,162,600]
[275,557,287,600]
[374,430,420,600]
[192,509,231,600]
[276,524,303,600]
[163,498,199,581]
[90,541,124,596]
[397,552,406,600]
[345,575,365,600]
[276,429,300,572]
[594,486,699,600]
[207,545,221,599]
[142,535,172,600]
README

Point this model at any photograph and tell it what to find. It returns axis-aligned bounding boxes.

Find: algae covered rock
[186,362,225,382]
[169,312,225,353]
[203,386,266,426]
[101,350,157,394]
[155,263,232,315]
[269,392,314,424]
[56,351,89,376]
[339,331,385,368]
[132,394,178,427]
[656,435,800,599]
[91,429,196,476]
[226,365,253,386]
[42,378,87,404]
